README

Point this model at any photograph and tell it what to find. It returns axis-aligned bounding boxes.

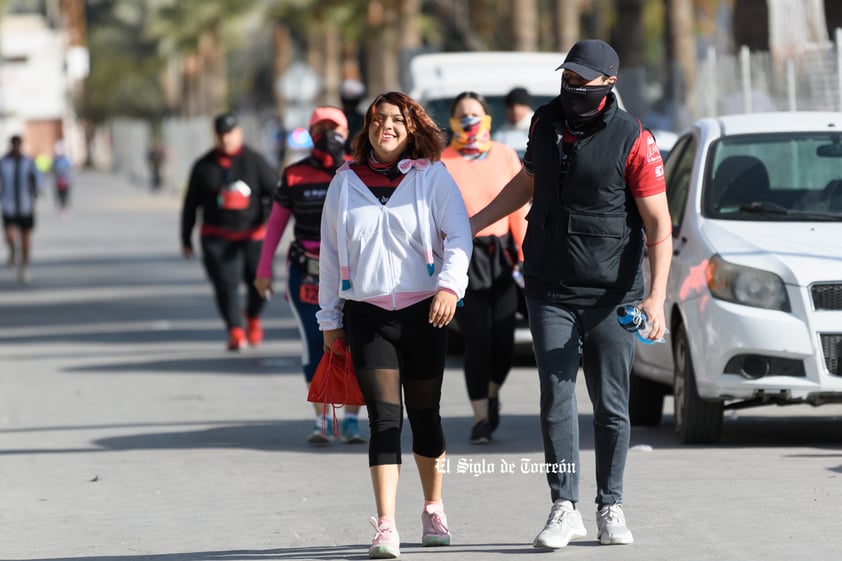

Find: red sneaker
[246,317,263,346]
[227,327,246,351]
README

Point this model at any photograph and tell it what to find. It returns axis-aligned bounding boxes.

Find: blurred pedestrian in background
[492,87,534,157]
[0,134,43,284]
[471,39,670,550]
[317,91,472,558]
[254,106,365,446]
[52,141,72,214]
[147,139,166,191]
[181,112,278,351]
[340,78,366,153]
[442,91,526,445]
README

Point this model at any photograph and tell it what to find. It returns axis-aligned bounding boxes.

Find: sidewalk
[1,170,840,561]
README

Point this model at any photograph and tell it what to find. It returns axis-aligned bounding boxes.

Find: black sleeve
[259,153,279,198]
[256,152,279,220]
[181,163,202,248]
[275,167,293,208]
[28,162,39,197]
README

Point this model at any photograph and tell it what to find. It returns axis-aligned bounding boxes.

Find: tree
[78,1,165,124]
[555,0,582,52]
[513,0,539,51]
[666,0,696,125]
[732,0,768,51]
[145,0,262,116]
[614,0,644,68]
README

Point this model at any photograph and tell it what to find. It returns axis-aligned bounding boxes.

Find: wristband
[646,232,671,248]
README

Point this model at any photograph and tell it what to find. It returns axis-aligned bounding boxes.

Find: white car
[631,111,842,444]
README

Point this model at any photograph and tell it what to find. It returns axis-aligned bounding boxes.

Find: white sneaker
[597,504,634,545]
[533,500,587,549]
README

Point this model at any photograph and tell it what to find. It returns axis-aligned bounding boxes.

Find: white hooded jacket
[317,159,472,331]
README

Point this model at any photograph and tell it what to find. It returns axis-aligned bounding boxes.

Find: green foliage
[78,1,166,123]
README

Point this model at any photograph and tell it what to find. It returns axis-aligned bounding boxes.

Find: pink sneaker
[368,516,400,558]
[421,509,451,546]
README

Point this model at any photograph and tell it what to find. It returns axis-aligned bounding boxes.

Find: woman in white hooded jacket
[318,91,472,559]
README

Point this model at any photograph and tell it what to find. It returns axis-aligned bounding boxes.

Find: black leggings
[201,236,264,329]
[344,298,447,466]
[457,279,518,400]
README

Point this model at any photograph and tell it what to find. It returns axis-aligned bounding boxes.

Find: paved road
[1,170,841,561]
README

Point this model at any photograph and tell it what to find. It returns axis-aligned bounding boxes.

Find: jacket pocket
[562,212,626,288]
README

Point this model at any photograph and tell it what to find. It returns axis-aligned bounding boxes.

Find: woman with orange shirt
[441,91,527,444]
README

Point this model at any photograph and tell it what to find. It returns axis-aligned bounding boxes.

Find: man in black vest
[470,40,672,549]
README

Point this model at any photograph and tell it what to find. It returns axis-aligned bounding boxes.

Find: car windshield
[702,132,842,221]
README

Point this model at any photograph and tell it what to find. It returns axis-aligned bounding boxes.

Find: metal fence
[690,28,842,125]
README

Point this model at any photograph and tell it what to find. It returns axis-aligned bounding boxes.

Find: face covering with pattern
[559,78,613,131]
[449,114,492,155]
[310,130,346,170]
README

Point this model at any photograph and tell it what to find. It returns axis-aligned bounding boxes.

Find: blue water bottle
[616,305,666,345]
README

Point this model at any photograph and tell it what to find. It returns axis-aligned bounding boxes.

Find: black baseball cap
[556,39,619,80]
[214,112,238,135]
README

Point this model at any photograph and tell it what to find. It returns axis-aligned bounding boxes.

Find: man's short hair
[504,87,532,108]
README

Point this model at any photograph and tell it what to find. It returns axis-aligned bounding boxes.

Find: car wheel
[673,323,724,444]
[629,371,667,426]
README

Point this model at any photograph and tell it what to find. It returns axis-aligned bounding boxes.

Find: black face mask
[311,130,346,170]
[559,78,613,131]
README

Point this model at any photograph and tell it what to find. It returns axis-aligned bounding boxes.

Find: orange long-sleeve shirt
[442,142,527,261]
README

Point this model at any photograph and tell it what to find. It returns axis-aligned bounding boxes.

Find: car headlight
[705,254,791,311]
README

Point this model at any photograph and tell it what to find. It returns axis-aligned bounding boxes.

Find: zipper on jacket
[381,205,399,310]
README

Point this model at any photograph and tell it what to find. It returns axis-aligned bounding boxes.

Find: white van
[407,51,564,135]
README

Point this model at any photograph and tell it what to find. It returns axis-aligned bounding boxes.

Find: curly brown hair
[349,91,446,163]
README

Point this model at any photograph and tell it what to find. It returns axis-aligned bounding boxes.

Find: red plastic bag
[307,338,365,435]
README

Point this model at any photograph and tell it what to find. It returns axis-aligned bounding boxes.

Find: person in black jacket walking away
[181,112,278,351]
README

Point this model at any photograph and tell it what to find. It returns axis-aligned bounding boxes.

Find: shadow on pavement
[0,545,363,561]
[2,412,838,458]
[631,413,842,450]
[1,295,226,330]
[0,540,616,561]
[62,353,303,376]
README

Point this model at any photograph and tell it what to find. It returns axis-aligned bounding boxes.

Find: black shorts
[3,215,34,230]
[343,297,448,380]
